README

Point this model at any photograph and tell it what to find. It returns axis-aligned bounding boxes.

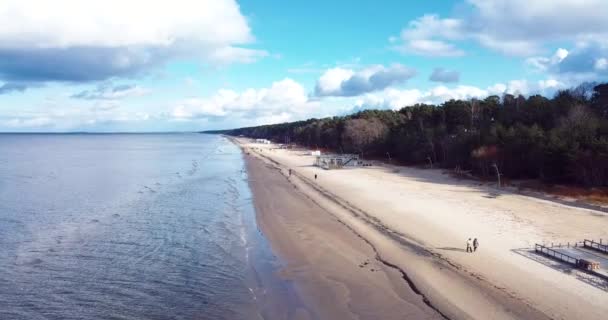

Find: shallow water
[0,133,288,320]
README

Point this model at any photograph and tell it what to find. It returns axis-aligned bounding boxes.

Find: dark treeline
[213,83,608,186]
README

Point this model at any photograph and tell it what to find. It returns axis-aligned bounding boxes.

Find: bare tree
[342,118,388,154]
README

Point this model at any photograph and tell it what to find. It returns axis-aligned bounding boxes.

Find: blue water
[0,133,285,320]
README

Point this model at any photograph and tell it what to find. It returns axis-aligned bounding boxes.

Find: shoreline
[233,136,608,319]
[240,138,442,319]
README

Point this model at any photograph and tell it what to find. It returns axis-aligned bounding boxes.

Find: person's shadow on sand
[437,247,467,253]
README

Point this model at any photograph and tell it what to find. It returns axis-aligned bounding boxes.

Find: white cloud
[208,47,269,64]
[314,64,417,97]
[71,83,150,100]
[0,0,251,48]
[401,15,464,41]
[0,0,266,82]
[171,78,317,123]
[487,83,507,95]
[394,15,465,57]
[505,80,529,95]
[1,117,53,129]
[353,79,567,111]
[526,48,569,72]
[354,86,485,110]
[0,75,573,132]
[1,78,315,131]
[526,42,608,80]
[315,68,355,95]
[0,106,152,131]
[476,36,539,56]
[393,0,608,57]
[467,0,608,41]
[488,79,565,96]
[0,82,28,95]
[596,58,608,71]
[403,40,465,57]
[538,79,563,91]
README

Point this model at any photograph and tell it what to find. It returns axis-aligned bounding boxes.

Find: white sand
[241,139,608,320]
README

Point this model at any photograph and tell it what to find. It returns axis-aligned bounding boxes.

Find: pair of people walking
[466,238,479,253]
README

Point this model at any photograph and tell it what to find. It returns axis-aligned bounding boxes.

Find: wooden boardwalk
[584,239,608,255]
[535,243,608,280]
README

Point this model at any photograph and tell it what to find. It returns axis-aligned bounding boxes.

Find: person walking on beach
[314,174,317,180]
[473,238,479,252]
[288,169,292,176]
[466,238,473,253]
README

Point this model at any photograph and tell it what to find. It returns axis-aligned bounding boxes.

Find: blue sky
[0,0,607,132]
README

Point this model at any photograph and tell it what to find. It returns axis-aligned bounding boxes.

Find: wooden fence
[534,244,579,266]
[583,239,608,254]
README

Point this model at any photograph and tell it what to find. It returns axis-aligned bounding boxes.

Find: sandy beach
[245,143,444,319]
[237,137,608,319]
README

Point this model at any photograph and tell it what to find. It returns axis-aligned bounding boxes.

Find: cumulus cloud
[596,58,608,71]
[0,76,572,131]
[1,79,318,131]
[0,83,28,95]
[355,86,487,110]
[0,107,152,131]
[525,48,569,72]
[394,15,466,57]
[393,0,608,57]
[404,40,465,57]
[314,64,417,97]
[0,0,266,83]
[353,79,566,111]
[429,68,460,83]
[557,42,608,76]
[171,78,318,123]
[526,42,608,81]
[1,117,53,129]
[467,0,608,44]
[71,83,150,100]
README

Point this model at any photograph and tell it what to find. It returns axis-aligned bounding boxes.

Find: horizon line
[0,131,207,134]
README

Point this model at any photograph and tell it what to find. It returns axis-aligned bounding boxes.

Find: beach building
[255,138,271,144]
[314,154,361,169]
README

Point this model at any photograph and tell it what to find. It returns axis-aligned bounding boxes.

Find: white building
[255,138,271,144]
[314,154,361,169]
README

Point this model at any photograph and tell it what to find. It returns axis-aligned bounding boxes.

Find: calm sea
[0,133,292,320]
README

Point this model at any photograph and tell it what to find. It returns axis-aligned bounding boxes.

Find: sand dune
[237,138,608,319]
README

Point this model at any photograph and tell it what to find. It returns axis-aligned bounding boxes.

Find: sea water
[0,133,289,320]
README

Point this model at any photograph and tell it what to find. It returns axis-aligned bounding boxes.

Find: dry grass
[518,181,608,205]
